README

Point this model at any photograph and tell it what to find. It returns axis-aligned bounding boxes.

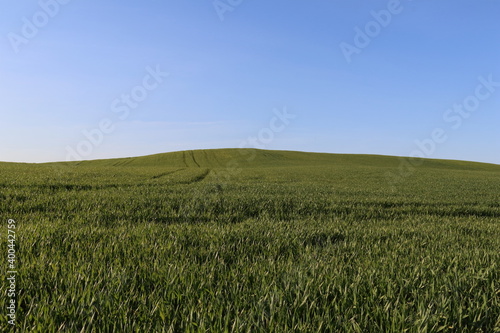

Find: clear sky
[1,0,499,164]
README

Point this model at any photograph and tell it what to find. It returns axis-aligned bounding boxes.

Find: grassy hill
[44,148,500,171]
[1,149,499,331]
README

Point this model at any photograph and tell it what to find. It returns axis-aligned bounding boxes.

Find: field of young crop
[1,149,499,332]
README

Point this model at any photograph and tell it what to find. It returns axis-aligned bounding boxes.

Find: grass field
[1,149,499,332]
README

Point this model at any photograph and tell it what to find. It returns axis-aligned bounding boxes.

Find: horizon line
[1,148,499,167]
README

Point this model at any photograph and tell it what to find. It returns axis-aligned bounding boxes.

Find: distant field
[1,149,499,332]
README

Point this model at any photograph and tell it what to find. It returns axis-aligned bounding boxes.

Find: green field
[1,149,499,332]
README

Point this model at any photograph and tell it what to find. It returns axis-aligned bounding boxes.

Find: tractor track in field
[186,168,211,184]
[151,168,186,179]
[182,151,188,167]
[190,151,201,168]
[202,149,210,166]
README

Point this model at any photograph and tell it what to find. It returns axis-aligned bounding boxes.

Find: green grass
[1,149,499,332]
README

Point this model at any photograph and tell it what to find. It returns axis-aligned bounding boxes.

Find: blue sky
[1,0,499,164]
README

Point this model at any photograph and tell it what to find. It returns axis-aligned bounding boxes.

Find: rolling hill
[42,148,500,171]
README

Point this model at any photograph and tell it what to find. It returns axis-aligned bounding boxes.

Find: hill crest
[36,148,500,173]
